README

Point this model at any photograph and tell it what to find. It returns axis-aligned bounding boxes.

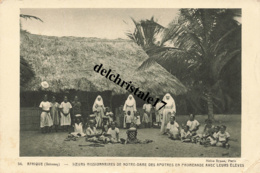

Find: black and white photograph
[19,8,241,157]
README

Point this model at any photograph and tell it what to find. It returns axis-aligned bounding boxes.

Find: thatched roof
[20,32,187,95]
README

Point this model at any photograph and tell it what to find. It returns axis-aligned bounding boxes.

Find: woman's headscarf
[92,95,104,111]
[162,93,176,112]
[123,94,136,111]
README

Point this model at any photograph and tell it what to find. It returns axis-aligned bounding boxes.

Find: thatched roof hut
[20,32,187,96]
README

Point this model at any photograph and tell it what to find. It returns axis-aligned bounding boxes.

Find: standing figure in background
[134,112,141,129]
[155,100,163,128]
[105,107,114,125]
[161,93,176,134]
[142,103,152,128]
[59,96,72,132]
[39,94,53,133]
[92,95,105,128]
[72,96,82,125]
[123,94,136,128]
[50,96,60,132]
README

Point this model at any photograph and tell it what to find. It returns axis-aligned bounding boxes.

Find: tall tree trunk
[207,88,214,120]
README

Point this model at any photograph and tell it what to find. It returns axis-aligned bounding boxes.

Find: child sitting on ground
[186,114,200,136]
[71,115,86,137]
[181,125,192,142]
[98,118,110,143]
[202,119,214,138]
[216,125,230,148]
[166,116,180,140]
[86,120,102,142]
[134,112,141,129]
[106,122,120,143]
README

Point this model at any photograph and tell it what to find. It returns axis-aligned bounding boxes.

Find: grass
[20,114,240,157]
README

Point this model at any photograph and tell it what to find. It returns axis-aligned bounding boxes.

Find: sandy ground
[20,114,241,157]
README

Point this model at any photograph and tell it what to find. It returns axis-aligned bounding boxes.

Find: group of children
[39,94,230,148]
[164,113,231,149]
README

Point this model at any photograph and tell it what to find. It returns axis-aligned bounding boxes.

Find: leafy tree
[127,9,241,119]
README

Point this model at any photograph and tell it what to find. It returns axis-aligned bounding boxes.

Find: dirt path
[20,114,241,157]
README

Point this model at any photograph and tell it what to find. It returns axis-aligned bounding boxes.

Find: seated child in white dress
[186,114,200,136]
[71,115,86,137]
[166,116,180,140]
[181,125,192,142]
[86,120,101,142]
[203,119,214,138]
[98,118,110,143]
[205,125,220,146]
[216,125,230,148]
[106,122,120,143]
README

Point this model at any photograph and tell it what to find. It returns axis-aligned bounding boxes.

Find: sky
[20,9,179,39]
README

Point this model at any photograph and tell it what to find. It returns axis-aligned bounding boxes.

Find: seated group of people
[70,115,152,145]
[165,114,231,149]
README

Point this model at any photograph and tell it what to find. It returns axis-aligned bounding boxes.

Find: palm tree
[127,9,241,120]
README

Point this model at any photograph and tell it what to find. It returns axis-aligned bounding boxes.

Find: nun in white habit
[160,93,176,134]
[92,95,105,128]
[123,94,137,128]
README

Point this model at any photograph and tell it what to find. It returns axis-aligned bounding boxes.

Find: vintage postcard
[0,0,260,172]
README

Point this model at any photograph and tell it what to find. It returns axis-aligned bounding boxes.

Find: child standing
[134,112,141,128]
[59,96,72,132]
[105,107,114,125]
[186,114,200,136]
[155,101,163,127]
[216,125,230,148]
[125,111,132,129]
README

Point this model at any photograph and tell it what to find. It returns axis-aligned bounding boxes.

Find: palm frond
[20,14,43,22]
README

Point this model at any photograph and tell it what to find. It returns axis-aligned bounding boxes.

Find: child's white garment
[181,129,191,139]
[135,116,141,125]
[216,131,230,142]
[59,101,72,126]
[186,120,200,131]
[107,127,119,139]
[166,121,179,135]
[71,122,86,137]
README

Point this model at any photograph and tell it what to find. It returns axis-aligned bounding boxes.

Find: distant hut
[20,32,187,129]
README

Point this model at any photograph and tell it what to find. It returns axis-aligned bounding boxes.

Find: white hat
[75,114,81,117]
[41,81,49,89]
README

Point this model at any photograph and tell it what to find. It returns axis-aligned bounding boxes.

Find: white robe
[123,94,136,128]
[160,93,176,134]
